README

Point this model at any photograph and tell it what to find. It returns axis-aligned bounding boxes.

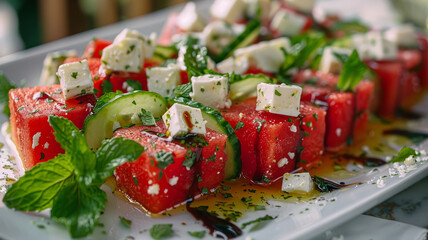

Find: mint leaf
[48,115,81,153]
[337,50,367,91]
[150,224,174,240]
[95,137,145,182]
[390,147,417,163]
[0,72,17,116]
[119,216,132,228]
[2,154,73,211]
[125,79,142,91]
[49,116,96,186]
[155,151,174,169]
[280,33,326,75]
[241,214,276,230]
[101,79,113,95]
[51,184,107,239]
[235,121,245,130]
[188,230,206,238]
[173,83,192,98]
[93,90,123,114]
[182,43,209,78]
[138,108,156,126]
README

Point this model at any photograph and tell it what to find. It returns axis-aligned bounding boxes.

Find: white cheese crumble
[43,142,49,149]
[32,132,42,149]
[147,184,160,195]
[336,128,342,137]
[288,152,295,159]
[277,158,289,168]
[169,176,179,186]
[290,124,297,133]
[376,179,385,188]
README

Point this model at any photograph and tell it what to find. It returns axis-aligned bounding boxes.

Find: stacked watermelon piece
[8,85,96,169]
[113,122,228,213]
[221,97,326,182]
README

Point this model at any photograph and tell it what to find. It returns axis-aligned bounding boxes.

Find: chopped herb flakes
[150,224,174,240]
[119,216,132,228]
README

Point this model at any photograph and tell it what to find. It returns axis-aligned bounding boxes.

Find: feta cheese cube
[57,59,94,100]
[256,83,302,116]
[281,172,314,193]
[146,63,181,98]
[283,0,314,13]
[190,74,232,109]
[319,47,352,74]
[202,21,234,55]
[216,56,249,75]
[101,37,144,73]
[270,9,306,37]
[352,31,397,60]
[210,0,246,24]
[162,103,207,137]
[177,2,206,32]
[384,25,418,48]
[114,28,157,59]
[234,37,291,73]
[39,50,78,85]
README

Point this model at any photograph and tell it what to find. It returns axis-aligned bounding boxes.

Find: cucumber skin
[169,97,242,180]
[83,91,167,149]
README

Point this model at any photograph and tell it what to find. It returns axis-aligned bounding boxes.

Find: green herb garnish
[337,50,367,91]
[2,116,144,238]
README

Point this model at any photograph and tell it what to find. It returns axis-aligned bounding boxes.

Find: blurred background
[0,0,191,57]
[0,0,427,58]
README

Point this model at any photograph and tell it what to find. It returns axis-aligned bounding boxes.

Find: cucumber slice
[230,74,272,102]
[214,19,261,62]
[84,91,167,149]
[170,97,241,180]
[152,45,178,63]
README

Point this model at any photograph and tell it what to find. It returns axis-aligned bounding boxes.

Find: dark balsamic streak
[339,154,386,167]
[383,129,428,144]
[186,203,242,239]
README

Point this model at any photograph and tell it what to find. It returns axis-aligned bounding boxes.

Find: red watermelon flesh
[221,98,300,182]
[353,80,374,141]
[399,72,421,104]
[158,13,182,46]
[82,38,112,59]
[325,92,355,151]
[365,60,403,117]
[417,34,428,88]
[221,99,259,180]
[397,49,422,70]
[113,123,228,213]
[9,85,96,170]
[195,130,228,191]
[114,126,195,214]
[256,111,300,182]
[299,104,326,167]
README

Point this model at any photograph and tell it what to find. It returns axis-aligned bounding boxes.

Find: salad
[1,0,428,239]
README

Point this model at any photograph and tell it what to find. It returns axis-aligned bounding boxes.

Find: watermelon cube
[9,85,96,170]
[325,92,355,151]
[222,98,301,182]
[365,60,403,117]
[113,123,228,213]
[82,38,113,59]
[299,104,326,167]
